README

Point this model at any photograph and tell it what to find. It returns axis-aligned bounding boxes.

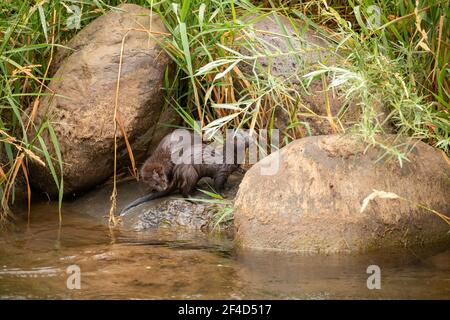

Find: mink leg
[214,174,227,194]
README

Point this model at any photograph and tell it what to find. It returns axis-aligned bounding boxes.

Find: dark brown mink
[120,130,249,216]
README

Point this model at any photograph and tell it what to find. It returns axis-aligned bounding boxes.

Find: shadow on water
[0,201,449,299]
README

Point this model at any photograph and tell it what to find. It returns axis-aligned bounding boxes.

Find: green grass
[301,0,450,160]
[154,0,449,157]
[193,188,234,231]
[0,0,448,221]
[0,0,111,221]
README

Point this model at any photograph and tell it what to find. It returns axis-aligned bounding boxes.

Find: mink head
[140,163,171,192]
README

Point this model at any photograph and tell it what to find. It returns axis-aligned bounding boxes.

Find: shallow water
[0,202,449,299]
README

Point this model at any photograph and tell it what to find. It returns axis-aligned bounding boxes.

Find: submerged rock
[234,135,450,254]
[28,4,176,196]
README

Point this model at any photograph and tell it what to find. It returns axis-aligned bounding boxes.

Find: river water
[0,202,449,299]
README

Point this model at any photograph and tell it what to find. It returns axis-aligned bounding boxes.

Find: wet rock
[120,173,242,232]
[129,200,212,231]
[234,134,450,254]
[64,171,243,232]
[28,4,176,196]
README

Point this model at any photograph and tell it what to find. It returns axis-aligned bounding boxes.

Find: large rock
[234,135,450,253]
[29,4,175,196]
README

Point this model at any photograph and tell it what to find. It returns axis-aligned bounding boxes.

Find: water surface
[0,203,449,299]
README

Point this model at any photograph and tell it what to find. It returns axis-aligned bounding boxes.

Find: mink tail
[119,190,172,216]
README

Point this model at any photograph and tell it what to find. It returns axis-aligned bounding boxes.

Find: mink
[119,130,250,216]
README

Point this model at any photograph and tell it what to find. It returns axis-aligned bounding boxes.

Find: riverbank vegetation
[0,0,448,220]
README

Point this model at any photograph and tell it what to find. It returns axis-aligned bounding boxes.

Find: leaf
[416,40,431,52]
[204,113,241,130]
[37,135,60,189]
[213,60,240,81]
[38,4,48,43]
[208,8,220,22]
[211,101,251,111]
[180,0,191,22]
[171,3,179,24]
[195,58,237,76]
[198,189,224,200]
[360,189,400,213]
[198,3,206,30]
[302,68,329,79]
